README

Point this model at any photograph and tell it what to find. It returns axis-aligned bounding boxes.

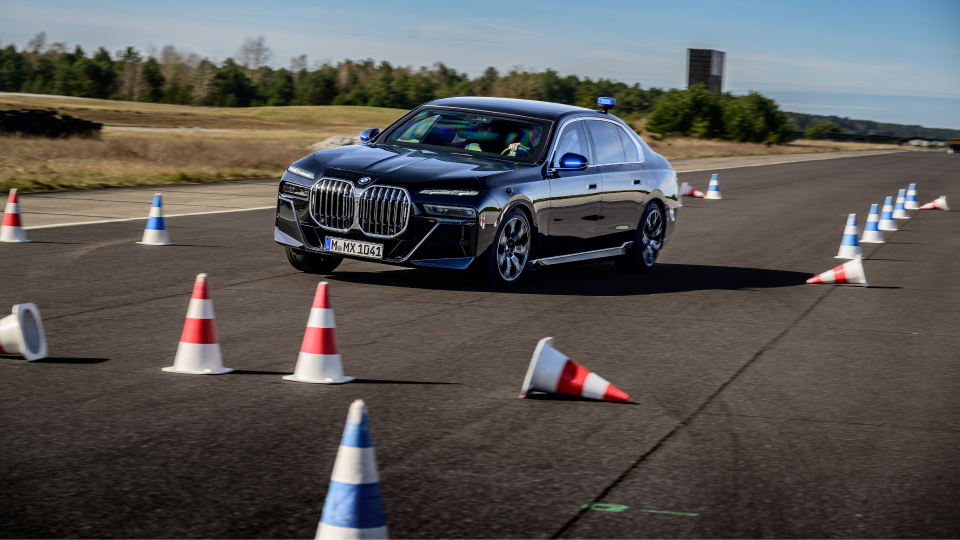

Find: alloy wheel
[496,215,530,281]
[640,206,664,266]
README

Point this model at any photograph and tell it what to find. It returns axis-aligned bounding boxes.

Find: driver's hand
[506,142,522,152]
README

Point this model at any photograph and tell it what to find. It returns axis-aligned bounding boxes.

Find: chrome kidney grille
[311,178,411,238]
[359,186,410,237]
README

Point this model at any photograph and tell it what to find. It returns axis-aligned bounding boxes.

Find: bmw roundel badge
[358,176,373,185]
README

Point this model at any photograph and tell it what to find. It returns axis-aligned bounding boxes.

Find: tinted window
[552,122,590,167]
[620,129,640,162]
[587,120,626,165]
[386,109,546,162]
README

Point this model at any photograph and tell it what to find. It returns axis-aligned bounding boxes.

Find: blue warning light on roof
[597,97,615,107]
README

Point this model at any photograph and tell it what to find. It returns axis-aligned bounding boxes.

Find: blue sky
[3,0,959,128]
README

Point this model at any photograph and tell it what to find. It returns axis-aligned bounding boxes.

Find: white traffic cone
[919,196,949,211]
[162,273,233,375]
[316,400,388,540]
[904,183,919,210]
[138,193,173,245]
[0,303,48,361]
[836,213,863,259]
[892,189,910,219]
[861,204,885,244]
[520,337,632,403]
[807,256,868,287]
[878,196,898,231]
[680,182,707,199]
[283,282,353,384]
[705,174,721,199]
[1,189,30,243]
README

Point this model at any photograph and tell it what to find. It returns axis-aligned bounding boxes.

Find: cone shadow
[231,369,293,376]
[352,379,460,385]
[523,393,637,404]
[330,263,811,297]
[28,357,110,364]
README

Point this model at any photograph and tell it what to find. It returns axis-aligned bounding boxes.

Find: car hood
[311,144,529,187]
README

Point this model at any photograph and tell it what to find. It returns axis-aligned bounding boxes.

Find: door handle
[633,179,641,185]
[587,183,598,190]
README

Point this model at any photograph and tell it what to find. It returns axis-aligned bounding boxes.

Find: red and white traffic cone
[162,273,233,375]
[919,196,949,211]
[680,182,707,199]
[283,282,353,384]
[520,337,632,402]
[1,189,30,243]
[806,257,868,287]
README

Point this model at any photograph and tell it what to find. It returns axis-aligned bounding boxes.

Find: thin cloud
[487,24,540,37]
[780,103,887,110]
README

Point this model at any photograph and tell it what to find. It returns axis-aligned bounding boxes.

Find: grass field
[0,94,897,194]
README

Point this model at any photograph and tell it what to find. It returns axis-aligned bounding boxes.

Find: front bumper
[275,195,479,270]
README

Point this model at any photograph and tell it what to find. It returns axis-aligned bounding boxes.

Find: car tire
[476,208,532,287]
[615,201,665,274]
[285,247,343,274]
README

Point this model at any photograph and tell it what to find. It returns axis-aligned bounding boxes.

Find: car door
[543,119,603,256]
[585,119,648,248]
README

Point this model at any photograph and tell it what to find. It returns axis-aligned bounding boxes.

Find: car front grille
[310,179,411,238]
[359,186,411,238]
[313,178,355,231]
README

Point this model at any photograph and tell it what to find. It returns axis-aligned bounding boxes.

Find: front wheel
[285,248,343,274]
[476,208,532,287]
[615,201,665,273]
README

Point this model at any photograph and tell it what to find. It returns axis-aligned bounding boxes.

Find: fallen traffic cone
[836,213,863,259]
[162,273,233,375]
[892,189,910,219]
[878,196,898,231]
[806,256,868,287]
[861,204,885,244]
[316,400,388,540]
[1,189,30,243]
[919,196,949,211]
[680,182,707,199]
[283,282,353,384]
[904,183,919,210]
[0,303,48,361]
[520,337,632,403]
[138,193,173,245]
[705,173,721,199]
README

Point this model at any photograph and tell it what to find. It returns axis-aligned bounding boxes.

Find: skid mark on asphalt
[553,222,908,537]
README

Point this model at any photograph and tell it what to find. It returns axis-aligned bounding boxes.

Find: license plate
[324,237,383,259]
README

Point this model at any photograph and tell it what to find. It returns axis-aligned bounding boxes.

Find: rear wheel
[615,201,664,273]
[285,247,342,274]
[476,208,531,287]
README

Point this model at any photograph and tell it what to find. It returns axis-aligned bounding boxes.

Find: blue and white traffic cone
[878,196,898,231]
[861,204,885,244]
[904,183,919,210]
[316,400,388,540]
[892,189,910,219]
[836,213,863,259]
[138,194,173,245]
[705,174,721,199]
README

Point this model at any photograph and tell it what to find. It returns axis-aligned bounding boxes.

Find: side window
[586,120,626,165]
[619,129,641,162]
[552,122,590,167]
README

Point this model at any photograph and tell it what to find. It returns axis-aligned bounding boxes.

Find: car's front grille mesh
[359,186,410,237]
[311,179,411,238]
[313,179,355,231]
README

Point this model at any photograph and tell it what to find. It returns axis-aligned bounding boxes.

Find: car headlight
[287,165,315,180]
[282,182,310,198]
[418,189,481,196]
[422,204,477,219]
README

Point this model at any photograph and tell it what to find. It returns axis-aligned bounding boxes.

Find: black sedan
[275,96,679,286]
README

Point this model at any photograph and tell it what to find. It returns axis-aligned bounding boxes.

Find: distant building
[687,49,725,94]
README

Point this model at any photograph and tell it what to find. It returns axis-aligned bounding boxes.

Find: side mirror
[359,128,380,144]
[556,152,589,171]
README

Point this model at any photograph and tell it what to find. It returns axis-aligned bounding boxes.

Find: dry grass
[646,137,892,160]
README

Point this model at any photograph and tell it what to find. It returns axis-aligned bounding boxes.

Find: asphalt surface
[1,151,958,539]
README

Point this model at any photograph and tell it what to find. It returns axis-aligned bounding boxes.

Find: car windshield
[385,109,546,162]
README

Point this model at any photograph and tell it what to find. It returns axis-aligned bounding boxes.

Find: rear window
[385,109,547,163]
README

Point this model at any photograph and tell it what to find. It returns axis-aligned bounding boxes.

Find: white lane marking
[23,206,274,230]
[675,151,902,173]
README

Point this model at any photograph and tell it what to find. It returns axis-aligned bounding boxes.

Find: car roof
[423,96,605,122]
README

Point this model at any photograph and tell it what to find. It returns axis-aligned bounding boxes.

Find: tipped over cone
[919,196,949,211]
[680,182,707,199]
[807,257,868,287]
[520,338,632,403]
